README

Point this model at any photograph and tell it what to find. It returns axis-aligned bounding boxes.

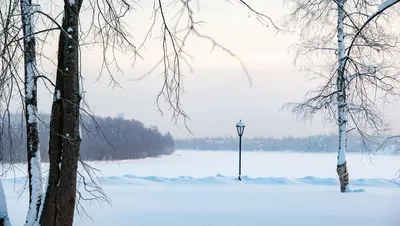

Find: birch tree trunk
[20,0,43,224]
[40,0,83,225]
[285,0,400,193]
[336,0,350,193]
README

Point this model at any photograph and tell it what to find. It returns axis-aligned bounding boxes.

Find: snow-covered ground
[3,150,400,226]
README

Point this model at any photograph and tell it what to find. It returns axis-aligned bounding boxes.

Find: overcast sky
[32,0,400,139]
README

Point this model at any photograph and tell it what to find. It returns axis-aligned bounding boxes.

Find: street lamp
[236,120,245,181]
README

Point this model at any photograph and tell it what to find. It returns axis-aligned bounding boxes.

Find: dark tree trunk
[337,162,349,192]
[39,35,65,225]
[55,2,82,223]
[40,1,83,225]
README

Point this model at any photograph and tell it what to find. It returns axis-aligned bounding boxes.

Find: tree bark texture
[21,0,43,224]
[337,162,349,192]
[40,1,83,225]
[336,0,350,193]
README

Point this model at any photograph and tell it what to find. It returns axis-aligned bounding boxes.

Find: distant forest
[175,134,400,153]
[0,114,175,162]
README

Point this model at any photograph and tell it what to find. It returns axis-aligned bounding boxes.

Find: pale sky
[30,0,400,139]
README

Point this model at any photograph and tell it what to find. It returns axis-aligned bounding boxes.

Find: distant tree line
[0,113,175,163]
[175,134,399,153]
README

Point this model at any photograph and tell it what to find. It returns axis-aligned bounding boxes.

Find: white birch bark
[336,0,351,193]
[20,0,43,225]
[336,0,347,167]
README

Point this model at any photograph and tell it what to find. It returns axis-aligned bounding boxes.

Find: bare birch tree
[284,0,400,192]
[20,1,43,224]
[0,0,51,223]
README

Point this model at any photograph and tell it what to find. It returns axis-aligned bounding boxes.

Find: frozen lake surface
[3,150,400,226]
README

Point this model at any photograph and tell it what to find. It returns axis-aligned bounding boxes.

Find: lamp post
[236,120,245,181]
